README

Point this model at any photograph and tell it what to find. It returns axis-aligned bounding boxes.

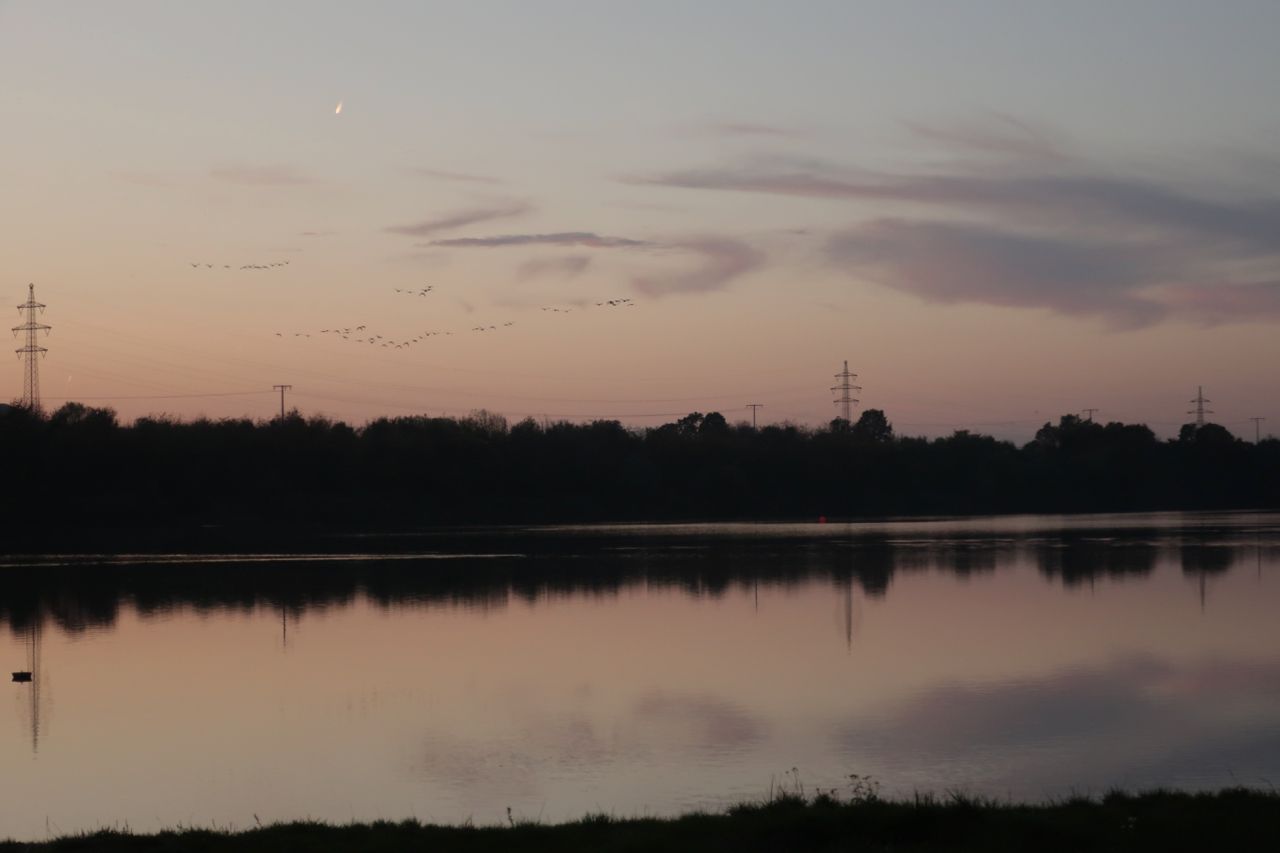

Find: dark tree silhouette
[852,409,894,443]
[0,403,1275,538]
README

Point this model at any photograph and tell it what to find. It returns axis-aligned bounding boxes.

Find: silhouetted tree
[0,405,1275,534]
[852,409,893,443]
[699,412,729,435]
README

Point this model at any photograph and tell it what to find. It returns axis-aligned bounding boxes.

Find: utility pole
[12,283,51,412]
[273,384,292,420]
[830,360,861,423]
[1187,386,1212,428]
[1081,408,1100,422]
[1249,416,1266,443]
[746,403,764,429]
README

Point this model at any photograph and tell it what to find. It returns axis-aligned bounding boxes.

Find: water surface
[3,512,1278,839]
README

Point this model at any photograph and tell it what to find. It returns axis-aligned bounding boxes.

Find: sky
[2,0,1278,441]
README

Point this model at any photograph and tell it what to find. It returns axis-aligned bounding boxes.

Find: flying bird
[335,100,343,115]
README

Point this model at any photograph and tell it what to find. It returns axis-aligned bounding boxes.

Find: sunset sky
[2,1,1278,440]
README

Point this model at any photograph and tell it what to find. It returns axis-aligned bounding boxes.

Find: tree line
[2,402,1276,532]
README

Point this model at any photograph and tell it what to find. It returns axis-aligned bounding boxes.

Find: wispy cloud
[408,168,504,185]
[430,230,764,298]
[629,160,1280,252]
[826,219,1168,327]
[209,164,313,186]
[609,200,688,213]
[385,202,532,238]
[634,238,765,297]
[428,231,650,249]
[706,121,799,138]
[518,255,592,280]
[1161,280,1280,324]
[633,127,1280,325]
[115,170,174,187]
[903,113,1068,161]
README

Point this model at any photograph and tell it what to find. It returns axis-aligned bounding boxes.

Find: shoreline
[3,789,1278,851]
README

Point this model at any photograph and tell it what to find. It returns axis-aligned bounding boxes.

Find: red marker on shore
[818,515,827,524]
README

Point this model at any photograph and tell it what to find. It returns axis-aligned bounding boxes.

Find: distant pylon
[12,283,51,412]
[830,360,861,422]
[273,384,293,420]
[746,403,764,429]
[1187,386,1212,428]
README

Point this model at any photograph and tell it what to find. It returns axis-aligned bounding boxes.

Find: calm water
[3,512,1279,839]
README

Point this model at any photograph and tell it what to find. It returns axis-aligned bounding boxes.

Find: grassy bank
[3,790,1278,853]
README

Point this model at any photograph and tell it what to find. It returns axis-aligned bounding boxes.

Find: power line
[1250,416,1266,443]
[62,334,811,406]
[746,403,764,429]
[291,391,693,420]
[43,390,276,401]
[12,283,51,412]
[830,360,861,423]
[1081,408,1100,422]
[894,419,1045,428]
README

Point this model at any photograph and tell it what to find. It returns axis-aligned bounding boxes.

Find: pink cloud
[385,202,532,237]
[210,164,312,186]
[633,238,766,297]
[518,255,592,280]
[428,232,649,249]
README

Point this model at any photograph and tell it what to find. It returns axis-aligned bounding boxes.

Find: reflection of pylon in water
[15,623,44,753]
[835,578,862,651]
[845,583,852,649]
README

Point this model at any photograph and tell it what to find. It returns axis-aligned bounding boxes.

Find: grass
[2,788,1278,852]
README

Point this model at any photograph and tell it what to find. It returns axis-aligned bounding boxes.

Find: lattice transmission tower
[13,283,51,412]
[1187,386,1212,428]
[830,360,861,423]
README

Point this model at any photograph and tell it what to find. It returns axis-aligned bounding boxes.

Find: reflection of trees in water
[1179,543,1235,577]
[1034,538,1159,586]
[1180,542,1237,612]
[0,531,1264,637]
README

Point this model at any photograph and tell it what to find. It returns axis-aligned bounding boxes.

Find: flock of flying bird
[186,259,640,353]
[271,287,637,350]
[190,261,291,270]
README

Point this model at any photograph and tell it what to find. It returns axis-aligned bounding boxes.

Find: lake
[2,511,1278,839]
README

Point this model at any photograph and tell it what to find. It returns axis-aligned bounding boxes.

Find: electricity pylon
[1187,386,1212,428]
[831,360,861,423]
[13,283,51,411]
